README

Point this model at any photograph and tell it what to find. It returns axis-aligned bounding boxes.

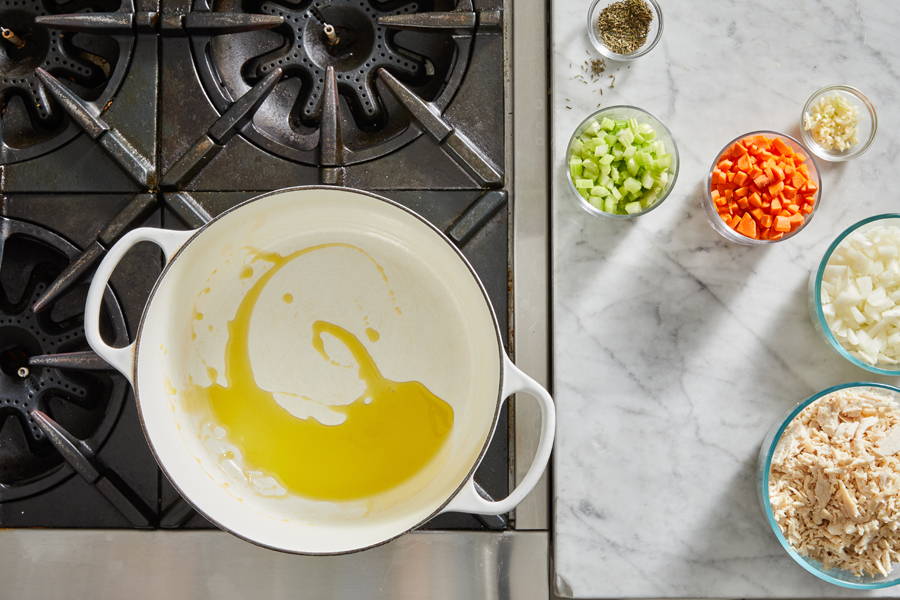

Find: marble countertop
[551,1,900,598]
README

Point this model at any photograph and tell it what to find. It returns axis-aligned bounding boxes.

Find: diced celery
[623,177,642,194]
[567,114,673,216]
[570,138,584,155]
[624,201,643,214]
[626,158,638,176]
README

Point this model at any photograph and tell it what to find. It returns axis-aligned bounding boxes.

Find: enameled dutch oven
[84,186,555,554]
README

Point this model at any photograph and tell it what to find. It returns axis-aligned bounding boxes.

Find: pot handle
[84,227,196,383]
[441,354,556,516]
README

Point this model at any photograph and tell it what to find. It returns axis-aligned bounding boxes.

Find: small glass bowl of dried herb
[587,0,662,61]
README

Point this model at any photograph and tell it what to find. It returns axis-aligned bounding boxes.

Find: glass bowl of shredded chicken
[801,85,877,162]
[759,383,900,589]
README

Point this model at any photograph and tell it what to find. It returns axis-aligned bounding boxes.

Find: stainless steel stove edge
[0,530,549,600]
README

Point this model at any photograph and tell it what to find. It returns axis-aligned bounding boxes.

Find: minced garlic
[803,93,860,152]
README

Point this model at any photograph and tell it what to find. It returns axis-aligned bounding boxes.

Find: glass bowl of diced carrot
[704,131,822,245]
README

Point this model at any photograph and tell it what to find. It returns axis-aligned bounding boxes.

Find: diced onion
[821,224,900,366]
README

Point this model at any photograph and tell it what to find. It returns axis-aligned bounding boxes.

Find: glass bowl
[758,382,900,589]
[809,214,900,375]
[704,131,822,245]
[565,105,679,219]
[587,0,662,61]
[800,85,877,162]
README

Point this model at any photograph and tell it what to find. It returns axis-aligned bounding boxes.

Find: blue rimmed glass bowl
[810,214,900,376]
[758,382,900,589]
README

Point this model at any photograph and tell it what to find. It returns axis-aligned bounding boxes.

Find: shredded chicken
[769,387,900,577]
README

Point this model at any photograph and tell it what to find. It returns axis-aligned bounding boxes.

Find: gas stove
[0,0,549,596]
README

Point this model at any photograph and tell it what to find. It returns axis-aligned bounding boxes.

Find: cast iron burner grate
[0,0,135,163]
[191,0,472,164]
[0,216,127,500]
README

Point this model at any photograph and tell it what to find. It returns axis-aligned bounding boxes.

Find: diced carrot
[712,170,726,185]
[794,152,806,163]
[737,197,750,210]
[782,185,797,199]
[717,159,734,172]
[736,213,758,238]
[772,166,784,181]
[774,216,791,232]
[771,137,791,155]
[769,232,784,241]
[788,213,804,226]
[724,189,733,200]
[803,181,818,193]
[760,214,773,228]
[791,172,805,188]
[727,171,735,183]
[753,174,769,188]
[736,154,751,171]
[770,197,782,212]
[786,203,800,213]
[748,193,763,209]
[801,203,813,214]
[735,186,749,198]
[751,208,765,222]
[733,171,749,186]
[768,181,784,196]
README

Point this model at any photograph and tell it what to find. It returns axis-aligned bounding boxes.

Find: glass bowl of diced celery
[566,105,679,218]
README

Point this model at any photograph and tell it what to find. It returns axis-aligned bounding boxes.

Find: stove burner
[191,0,473,165]
[0,217,127,500]
[0,0,135,164]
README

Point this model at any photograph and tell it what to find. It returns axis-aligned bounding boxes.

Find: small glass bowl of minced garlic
[800,85,877,162]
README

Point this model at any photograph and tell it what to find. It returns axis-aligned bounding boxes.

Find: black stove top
[0,0,510,531]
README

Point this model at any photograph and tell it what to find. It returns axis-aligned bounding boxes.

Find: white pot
[84,186,554,554]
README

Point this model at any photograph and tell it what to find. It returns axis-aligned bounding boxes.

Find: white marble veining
[551,1,900,598]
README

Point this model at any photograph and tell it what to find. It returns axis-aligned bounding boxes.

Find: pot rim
[132,185,508,555]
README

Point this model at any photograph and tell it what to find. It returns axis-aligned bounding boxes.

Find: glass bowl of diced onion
[800,85,877,162]
[810,214,900,376]
[565,105,679,219]
[758,382,900,589]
